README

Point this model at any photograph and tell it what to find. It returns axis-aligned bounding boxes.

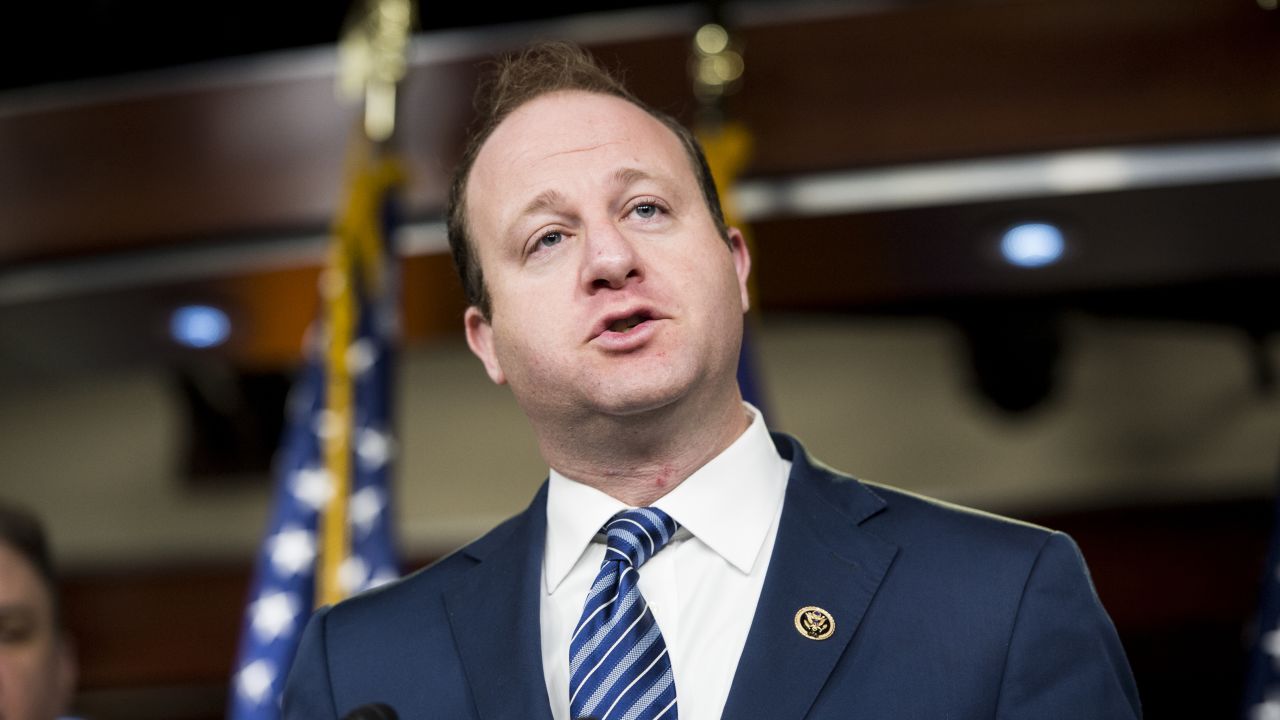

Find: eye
[632,203,659,220]
[537,231,563,249]
[0,611,36,645]
[628,199,668,222]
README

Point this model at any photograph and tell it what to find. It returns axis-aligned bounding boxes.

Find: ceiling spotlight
[171,304,231,349]
[1000,222,1065,268]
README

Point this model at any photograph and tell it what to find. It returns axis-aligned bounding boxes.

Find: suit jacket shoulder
[731,433,1141,719]
[283,485,553,720]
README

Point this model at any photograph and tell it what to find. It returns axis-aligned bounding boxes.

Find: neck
[537,396,752,507]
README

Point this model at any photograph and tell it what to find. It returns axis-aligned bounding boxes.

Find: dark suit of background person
[283,42,1140,720]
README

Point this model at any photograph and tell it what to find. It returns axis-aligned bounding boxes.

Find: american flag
[1244,461,1280,719]
[228,154,403,720]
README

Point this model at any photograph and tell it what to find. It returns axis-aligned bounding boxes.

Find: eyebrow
[519,188,569,220]
[612,167,656,188]
[511,167,667,229]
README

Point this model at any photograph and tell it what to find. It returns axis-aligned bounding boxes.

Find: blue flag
[228,155,403,720]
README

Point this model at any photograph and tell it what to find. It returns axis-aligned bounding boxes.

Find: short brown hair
[446,41,729,318]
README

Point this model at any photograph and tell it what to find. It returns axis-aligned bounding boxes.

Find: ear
[727,227,752,313]
[464,306,507,385]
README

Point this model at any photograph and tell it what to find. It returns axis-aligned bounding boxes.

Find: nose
[580,221,642,292]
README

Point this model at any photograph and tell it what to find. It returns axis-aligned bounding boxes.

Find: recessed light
[171,305,231,348]
[1000,223,1065,268]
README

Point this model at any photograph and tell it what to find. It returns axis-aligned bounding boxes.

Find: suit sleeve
[282,605,341,720]
[995,531,1142,719]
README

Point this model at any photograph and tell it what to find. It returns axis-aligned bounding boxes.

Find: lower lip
[593,319,658,351]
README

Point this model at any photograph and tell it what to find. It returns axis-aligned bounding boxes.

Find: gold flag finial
[690,22,745,103]
[338,0,415,141]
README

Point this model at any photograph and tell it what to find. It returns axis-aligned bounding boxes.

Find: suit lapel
[444,483,555,720]
[721,436,899,720]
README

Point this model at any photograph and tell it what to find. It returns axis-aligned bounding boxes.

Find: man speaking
[283,42,1140,719]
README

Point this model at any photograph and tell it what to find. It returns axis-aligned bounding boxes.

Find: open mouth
[607,312,651,333]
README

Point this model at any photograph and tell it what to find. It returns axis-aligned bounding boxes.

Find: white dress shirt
[540,406,791,720]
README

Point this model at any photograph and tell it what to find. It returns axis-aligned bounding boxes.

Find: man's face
[0,543,74,720]
[463,90,750,426]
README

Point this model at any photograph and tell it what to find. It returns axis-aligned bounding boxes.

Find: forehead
[466,91,694,230]
[0,541,50,609]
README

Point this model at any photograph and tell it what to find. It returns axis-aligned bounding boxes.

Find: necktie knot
[604,507,679,570]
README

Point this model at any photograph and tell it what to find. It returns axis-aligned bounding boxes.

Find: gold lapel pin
[794,605,836,640]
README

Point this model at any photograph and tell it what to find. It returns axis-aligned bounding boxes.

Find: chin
[585,377,694,418]
[592,392,683,418]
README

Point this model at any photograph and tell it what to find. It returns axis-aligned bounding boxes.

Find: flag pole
[316,0,413,608]
[228,1,412,716]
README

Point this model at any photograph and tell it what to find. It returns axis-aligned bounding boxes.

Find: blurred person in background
[0,501,77,720]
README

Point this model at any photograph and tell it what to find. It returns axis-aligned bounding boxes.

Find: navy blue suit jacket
[283,433,1140,719]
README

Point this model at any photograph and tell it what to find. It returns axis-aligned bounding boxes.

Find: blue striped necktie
[569,507,680,720]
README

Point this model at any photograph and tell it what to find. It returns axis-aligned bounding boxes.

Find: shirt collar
[544,404,788,593]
